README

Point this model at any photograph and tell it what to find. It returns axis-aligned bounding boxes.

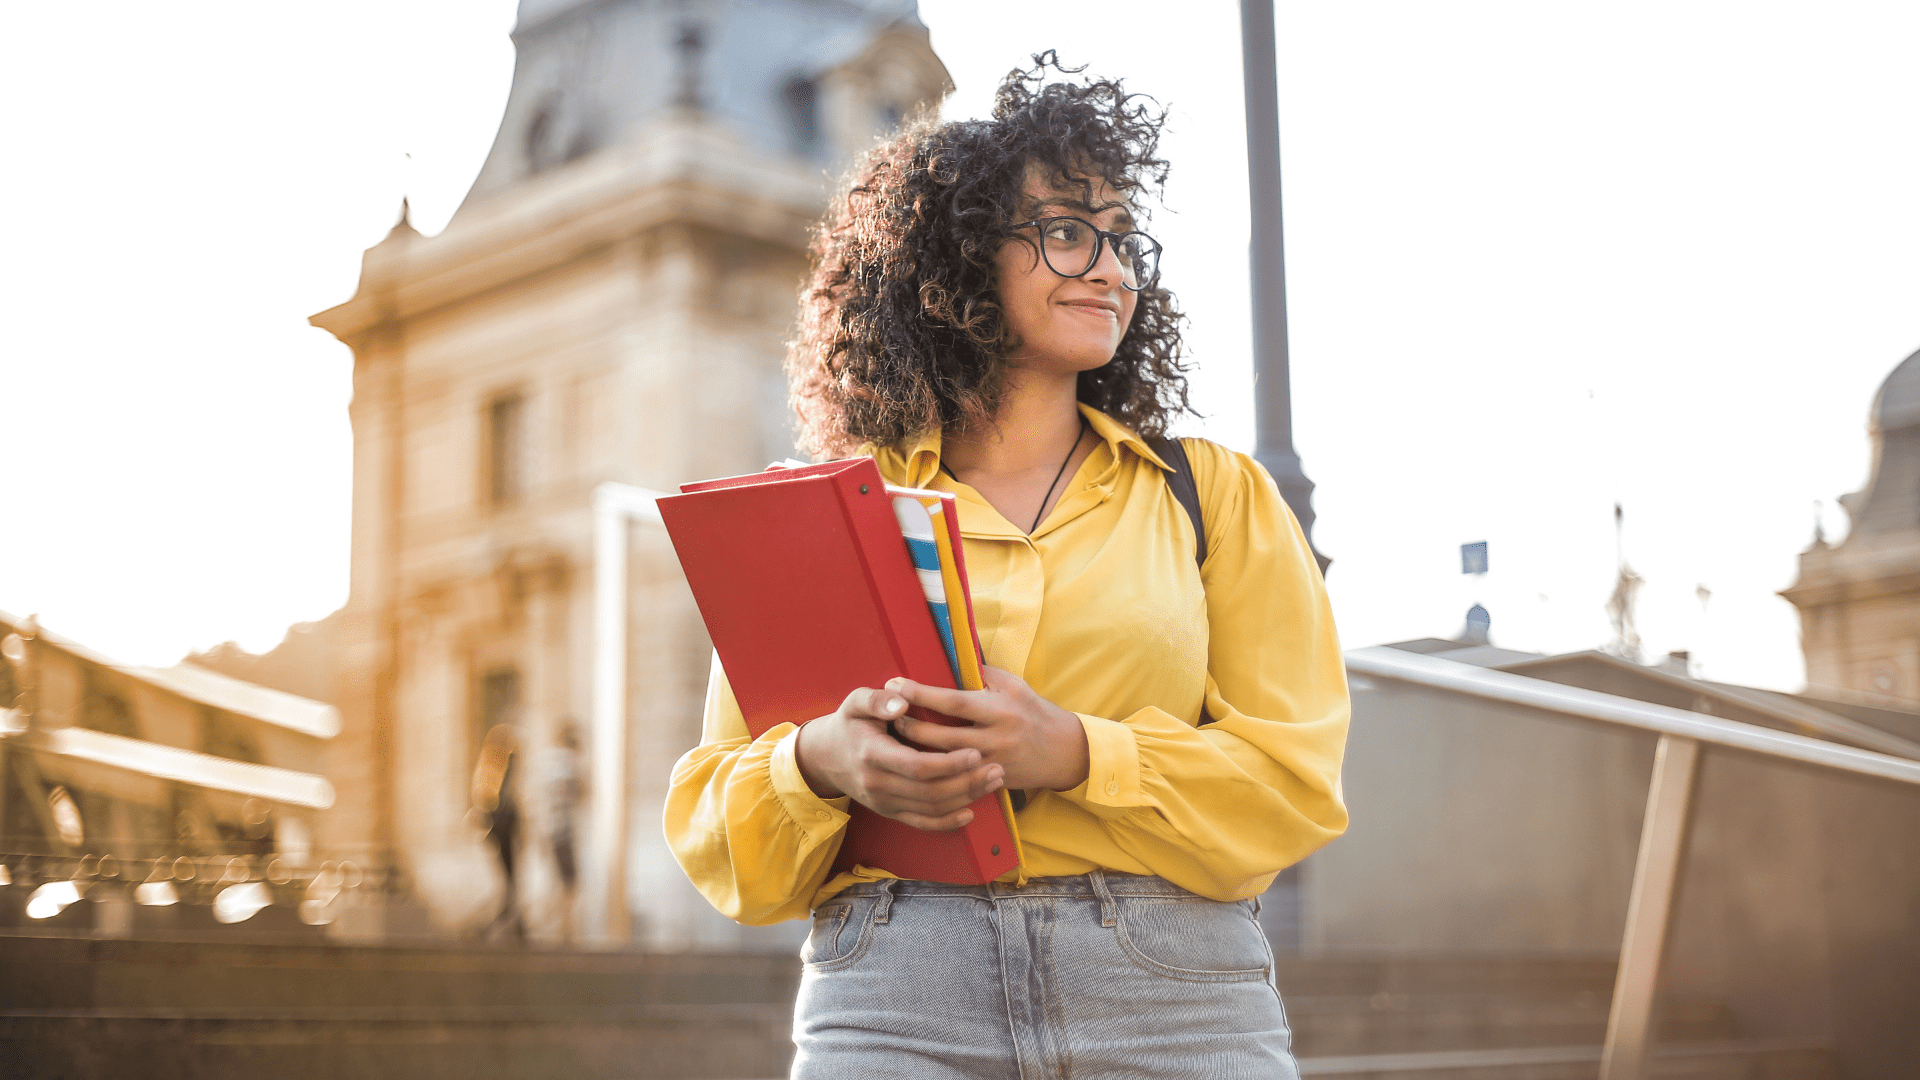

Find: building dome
[452,0,945,223]
[1841,344,1920,537]
[1871,346,1920,432]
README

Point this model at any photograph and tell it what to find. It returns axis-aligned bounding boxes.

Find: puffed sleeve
[663,657,855,924]
[1050,441,1350,900]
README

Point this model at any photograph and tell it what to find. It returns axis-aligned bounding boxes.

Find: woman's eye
[1045,221,1083,243]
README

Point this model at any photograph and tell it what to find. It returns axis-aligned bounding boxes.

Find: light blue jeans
[792,872,1299,1079]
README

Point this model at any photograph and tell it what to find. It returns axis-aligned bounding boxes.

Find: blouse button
[1104,780,1119,797]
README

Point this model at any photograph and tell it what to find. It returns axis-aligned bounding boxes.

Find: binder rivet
[859,484,870,494]
[991,846,1000,856]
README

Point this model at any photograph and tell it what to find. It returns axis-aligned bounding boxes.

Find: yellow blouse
[664,405,1350,925]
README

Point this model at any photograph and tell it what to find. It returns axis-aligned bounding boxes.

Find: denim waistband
[832,871,1201,902]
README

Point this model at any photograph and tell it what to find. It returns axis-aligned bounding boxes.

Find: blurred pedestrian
[471,724,524,941]
[535,719,586,943]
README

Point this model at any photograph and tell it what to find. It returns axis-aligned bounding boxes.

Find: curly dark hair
[787,53,1193,458]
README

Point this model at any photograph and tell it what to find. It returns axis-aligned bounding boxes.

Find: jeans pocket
[802,895,876,971]
[1114,896,1272,983]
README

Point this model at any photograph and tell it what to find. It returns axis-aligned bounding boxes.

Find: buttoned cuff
[769,724,852,841]
[1071,712,1145,807]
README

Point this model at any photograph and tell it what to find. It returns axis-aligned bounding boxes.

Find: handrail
[1346,646,1920,788]
[1498,649,1920,760]
[1345,644,1920,1080]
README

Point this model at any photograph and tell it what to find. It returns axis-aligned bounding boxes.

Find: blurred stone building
[303,0,948,946]
[0,611,349,936]
[1785,346,1920,707]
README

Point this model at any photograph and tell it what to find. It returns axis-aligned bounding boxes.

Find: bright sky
[4,2,1917,694]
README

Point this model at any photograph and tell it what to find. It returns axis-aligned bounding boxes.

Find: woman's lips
[1061,300,1120,318]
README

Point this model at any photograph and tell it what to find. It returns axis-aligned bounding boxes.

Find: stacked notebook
[658,457,1022,885]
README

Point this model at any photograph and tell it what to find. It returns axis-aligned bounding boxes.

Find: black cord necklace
[941,414,1090,535]
[1030,415,1090,533]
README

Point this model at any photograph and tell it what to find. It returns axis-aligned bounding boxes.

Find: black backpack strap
[1145,435,1207,569]
[1145,435,1216,726]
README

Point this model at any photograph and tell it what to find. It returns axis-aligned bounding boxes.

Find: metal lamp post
[1241,0,1328,572]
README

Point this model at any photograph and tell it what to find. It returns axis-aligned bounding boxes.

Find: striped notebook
[886,486,985,692]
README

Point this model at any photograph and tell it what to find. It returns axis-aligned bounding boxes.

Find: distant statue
[471,724,524,941]
[1606,503,1644,663]
[1606,565,1645,663]
[535,720,587,943]
[1462,604,1491,645]
[672,21,705,109]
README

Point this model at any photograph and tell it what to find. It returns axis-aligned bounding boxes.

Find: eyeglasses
[1009,217,1162,292]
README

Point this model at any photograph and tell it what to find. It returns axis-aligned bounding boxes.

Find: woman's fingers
[979,665,1021,690]
[834,710,1001,817]
[825,683,1016,825]
[876,770,996,821]
[841,685,909,723]
[886,677,994,722]
[864,756,1002,806]
[859,731,979,780]
[890,807,976,832]
[890,714,985,752]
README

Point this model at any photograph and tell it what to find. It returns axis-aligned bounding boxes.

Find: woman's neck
[942,367,1083,482]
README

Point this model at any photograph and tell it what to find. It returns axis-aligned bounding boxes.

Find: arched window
[475,666,521,766]
[485,392,526,508]
[524,95,561,174]
[82,671,141,739]
[781,75,821,156]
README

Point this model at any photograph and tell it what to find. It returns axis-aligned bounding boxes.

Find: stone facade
[0,610,344,936]
[309,0,947,947]
[1784,346,1920,706]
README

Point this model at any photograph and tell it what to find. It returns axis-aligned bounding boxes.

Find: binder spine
[827,469,955,694]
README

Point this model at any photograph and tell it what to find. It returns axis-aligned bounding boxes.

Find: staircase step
[1289,996,1734,1056]
[0,933,802,1011]
[1296,1040,1834,1080]
[0,935,1837,1080]
[0,1008,796,1080]
[1276,954,1619,999]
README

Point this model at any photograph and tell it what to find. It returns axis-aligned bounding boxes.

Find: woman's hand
[794,687,1006,831]
[887,666,1091,792]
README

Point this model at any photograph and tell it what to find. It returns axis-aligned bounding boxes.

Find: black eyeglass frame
[1008,217,1163,292]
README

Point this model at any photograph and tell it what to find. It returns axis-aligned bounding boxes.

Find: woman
[666,55,1349,1079]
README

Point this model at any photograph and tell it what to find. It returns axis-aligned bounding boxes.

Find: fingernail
[957,810,974,825]
[886,677,906,690]
[987,778,1004,793]
[884,696,903,714]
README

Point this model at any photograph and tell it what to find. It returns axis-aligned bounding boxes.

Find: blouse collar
[875,404,1172,489]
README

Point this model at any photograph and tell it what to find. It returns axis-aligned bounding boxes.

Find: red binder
[658,457,1021,884]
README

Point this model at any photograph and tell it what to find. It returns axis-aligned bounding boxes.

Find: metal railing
[1344,645,1920,1080]
[0,848,392,928]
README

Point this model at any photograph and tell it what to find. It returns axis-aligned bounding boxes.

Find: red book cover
[657,457,1020,885]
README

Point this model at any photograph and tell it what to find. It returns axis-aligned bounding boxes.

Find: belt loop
[1089,869,1117,928]
[874,879,897,925]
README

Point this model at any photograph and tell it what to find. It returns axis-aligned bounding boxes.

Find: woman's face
[992,170,1141,377]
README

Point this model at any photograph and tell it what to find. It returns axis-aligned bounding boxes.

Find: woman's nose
[1083,234,1126,287]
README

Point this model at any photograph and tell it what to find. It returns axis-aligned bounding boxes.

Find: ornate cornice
[312,117,827,348]
[1782,530,1920,608]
